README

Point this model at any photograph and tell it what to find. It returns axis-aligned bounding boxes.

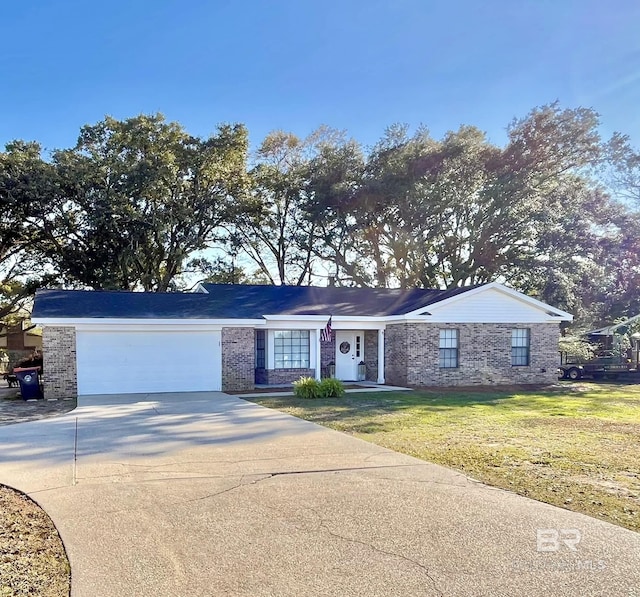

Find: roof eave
[32,317,267,326]
[262,314,387,321]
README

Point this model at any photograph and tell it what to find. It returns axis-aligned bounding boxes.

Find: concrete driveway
[0,393,638,597]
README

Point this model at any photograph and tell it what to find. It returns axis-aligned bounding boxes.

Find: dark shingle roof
[32,290,239,320]
[200,284,478,316]
[32,284,481,320]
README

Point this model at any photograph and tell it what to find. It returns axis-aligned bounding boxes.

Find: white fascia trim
[384,314,568,324]
[262,315,386,330]
[263,315,382,322]
[403,282,574,321]
[384,315,434,323]
[33,317,266,327]
[75,324,225,332]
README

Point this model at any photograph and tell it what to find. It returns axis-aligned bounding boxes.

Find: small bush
[319,378,345,398]
[293,376,320,399]
[293,377,345,399]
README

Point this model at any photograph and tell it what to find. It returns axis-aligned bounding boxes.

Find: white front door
[335,331,364,381]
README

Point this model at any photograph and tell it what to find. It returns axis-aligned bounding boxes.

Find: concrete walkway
[0,392,638,597]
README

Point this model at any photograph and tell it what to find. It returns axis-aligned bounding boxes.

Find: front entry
[335,330,364,381]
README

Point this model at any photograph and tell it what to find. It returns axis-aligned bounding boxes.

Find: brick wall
[364,330,378,382]
[221,327,254,392]
[385,324,409,386]
[42,326,77,399]
[255,368,315,384]
[385,322,560,387]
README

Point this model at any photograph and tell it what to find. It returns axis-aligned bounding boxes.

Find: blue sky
[2,0,639,153]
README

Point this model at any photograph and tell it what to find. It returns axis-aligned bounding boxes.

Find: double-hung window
[511,329,530,366]
[274,330,310,369]
[439,329,459,368]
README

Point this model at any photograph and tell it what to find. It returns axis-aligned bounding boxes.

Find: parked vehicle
[558,352,631,380]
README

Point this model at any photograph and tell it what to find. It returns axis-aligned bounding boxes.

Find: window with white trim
[439,329,459,368]
[274,330,310,369]
[511,329,530,366]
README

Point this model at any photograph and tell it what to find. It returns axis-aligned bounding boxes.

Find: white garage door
[76,330,222,395]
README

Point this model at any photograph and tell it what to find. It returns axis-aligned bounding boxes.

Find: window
[255,330,265,369]
[274,330,310,369]
[355,335,361,359]
[511,329,530,366]
[439,329,459,368]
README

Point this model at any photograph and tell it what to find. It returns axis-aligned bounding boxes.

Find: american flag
[320,316,332,342]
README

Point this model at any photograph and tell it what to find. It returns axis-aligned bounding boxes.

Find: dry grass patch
[0,486,70,596]
[248,382,640,532]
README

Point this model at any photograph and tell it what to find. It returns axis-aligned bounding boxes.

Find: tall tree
[0,141,56,319]
[38,114,250,291]
[303,134,366,285]
[306,104,617,327]
[604,132,640,206]
[232,128,349,285]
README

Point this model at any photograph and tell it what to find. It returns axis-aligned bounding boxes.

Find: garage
[76,329,222,395]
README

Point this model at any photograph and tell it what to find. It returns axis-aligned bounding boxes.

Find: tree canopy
[1,105,639,330]
[37,115,251,291]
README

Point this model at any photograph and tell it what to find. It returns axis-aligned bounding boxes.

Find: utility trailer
[558,353,631,380]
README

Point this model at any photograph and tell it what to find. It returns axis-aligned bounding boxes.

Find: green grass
[248,382,640,532]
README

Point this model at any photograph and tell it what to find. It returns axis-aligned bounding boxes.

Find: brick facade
[364,330,378,382]
[255,368,315,384]
[384,325,408,386]
[41,321,560,397]
[221,327,254,392]
[385,322,560,387]
[42,326,77,399]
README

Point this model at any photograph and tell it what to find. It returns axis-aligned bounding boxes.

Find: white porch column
[315,329,322,381]
[377,327,385,384]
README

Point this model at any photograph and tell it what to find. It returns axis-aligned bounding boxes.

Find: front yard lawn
[248,383,640,532]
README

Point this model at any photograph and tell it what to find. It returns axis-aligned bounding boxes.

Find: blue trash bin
[13,367,42,400]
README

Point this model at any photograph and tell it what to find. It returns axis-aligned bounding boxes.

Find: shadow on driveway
[0,392,316,468]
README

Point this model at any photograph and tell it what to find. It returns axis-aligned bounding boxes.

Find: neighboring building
[585,315,640,367]
[31,282,572,399]
[0,322,42,373]
[586,315,640,351]
[0,321,43,352]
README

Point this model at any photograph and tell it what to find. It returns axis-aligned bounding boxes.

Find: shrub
[293,376,345,399]
[558,336,597,362]
[293,376,320,399]
[319,377,345,398]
